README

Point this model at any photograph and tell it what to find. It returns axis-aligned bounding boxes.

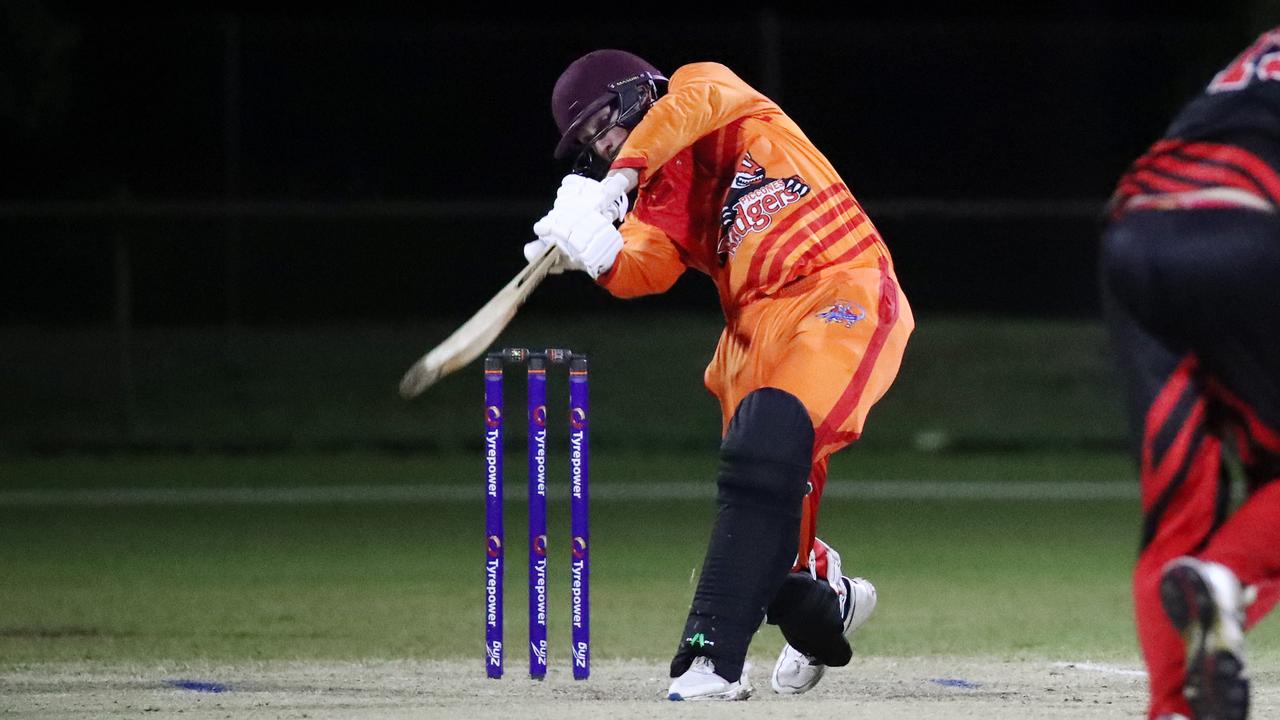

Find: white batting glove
[548,173,630,222]
[521,238,580,275]
[552,209,623,280]
[530,173,629,244]
[528,173,629,279]
[523,237,552,264]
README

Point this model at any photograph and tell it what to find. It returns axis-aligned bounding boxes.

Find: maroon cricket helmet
[551,49,668,161]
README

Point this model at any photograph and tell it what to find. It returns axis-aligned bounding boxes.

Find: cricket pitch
[5,656,1274,719]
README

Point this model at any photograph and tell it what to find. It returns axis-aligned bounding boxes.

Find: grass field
[2,318,1276,716]
[0,314,1128,453]
[4,449,1280,718]
[4,447,1265,668]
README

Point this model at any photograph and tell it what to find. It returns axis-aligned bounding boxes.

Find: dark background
[0,4,1270,326]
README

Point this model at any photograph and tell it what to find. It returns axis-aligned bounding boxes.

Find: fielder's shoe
[771,576,877,695]
[667,657,753,701]
[1160,557,1249,720]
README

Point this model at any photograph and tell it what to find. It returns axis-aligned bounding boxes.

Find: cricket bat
[398,244,561,398]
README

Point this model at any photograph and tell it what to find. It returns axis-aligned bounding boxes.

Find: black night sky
[0,4,1264,323]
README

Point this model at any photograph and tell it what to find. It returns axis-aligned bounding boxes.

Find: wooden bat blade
[398,244,560,398]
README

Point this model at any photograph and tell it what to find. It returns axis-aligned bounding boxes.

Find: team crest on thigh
[818,300,867,328]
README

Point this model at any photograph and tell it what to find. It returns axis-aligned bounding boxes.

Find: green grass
[5,450,1279,670]
[0,495,1140,665]
[0,448,1135,491]
[0,314,1245,671]
[0,449,1185,669]
[0,314,1128,453]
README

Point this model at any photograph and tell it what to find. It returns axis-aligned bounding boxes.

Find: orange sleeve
[610,62,774,185]
[596,217,686,298]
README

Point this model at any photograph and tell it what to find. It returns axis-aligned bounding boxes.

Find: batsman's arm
[596,218,686,298]
[611,62,774,185]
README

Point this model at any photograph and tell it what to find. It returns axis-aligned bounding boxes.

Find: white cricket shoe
[771,576,877,695]
[1160,557,1249,720]
[667,657,753,701]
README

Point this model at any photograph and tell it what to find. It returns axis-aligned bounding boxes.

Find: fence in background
[5,11,1230,451]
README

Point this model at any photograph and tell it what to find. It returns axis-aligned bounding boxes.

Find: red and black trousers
[1100,205,1280,718]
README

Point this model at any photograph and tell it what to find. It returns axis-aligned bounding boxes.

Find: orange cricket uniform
[598,62,914,561]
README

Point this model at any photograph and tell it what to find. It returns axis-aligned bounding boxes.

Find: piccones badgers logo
[718,152,811,264]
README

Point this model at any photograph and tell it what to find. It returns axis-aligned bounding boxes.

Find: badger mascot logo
[718,152,811,264]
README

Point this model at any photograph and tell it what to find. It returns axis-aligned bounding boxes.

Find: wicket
[484,347,590,680]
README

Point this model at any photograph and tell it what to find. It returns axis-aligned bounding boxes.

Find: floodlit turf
[0,315,1127,453]
[3,448,1279,701]
[0,448,1135,491]
[0,448,1223,669]
[0,496,1133,664]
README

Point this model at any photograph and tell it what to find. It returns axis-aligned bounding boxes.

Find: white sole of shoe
[668,682,753,701]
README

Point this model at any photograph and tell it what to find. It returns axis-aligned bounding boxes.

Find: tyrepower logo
[718,152,810,260]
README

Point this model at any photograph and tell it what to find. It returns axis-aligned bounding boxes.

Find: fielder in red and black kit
[1102,28,1280,720]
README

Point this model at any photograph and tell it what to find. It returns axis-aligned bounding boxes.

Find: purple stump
[568,355,590,680]
[484,355,504,679]
[527,356,549,679]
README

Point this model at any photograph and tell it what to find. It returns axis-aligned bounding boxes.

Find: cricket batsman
[1101,27,1280,720]
[524,49,914,700]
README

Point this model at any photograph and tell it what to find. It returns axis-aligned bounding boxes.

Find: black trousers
[1100,207,1280,497]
